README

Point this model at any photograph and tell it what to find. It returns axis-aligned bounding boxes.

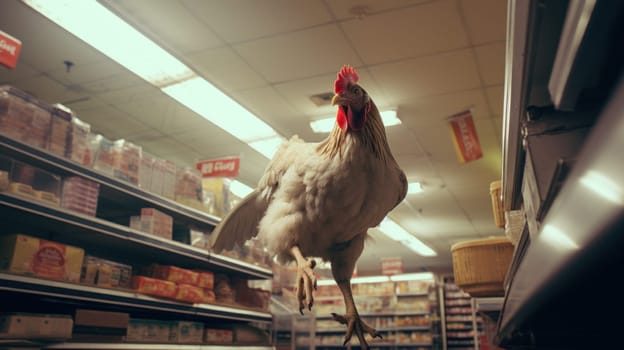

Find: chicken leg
[329,235,380,349]
[290,245,317,314]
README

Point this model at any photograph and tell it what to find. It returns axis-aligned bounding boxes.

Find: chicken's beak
[331,94,344,106]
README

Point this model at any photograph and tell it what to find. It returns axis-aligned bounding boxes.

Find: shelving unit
[442,279,478,350]
[497,0,624,349]
[0,132,273,348]
[311,278,438,350]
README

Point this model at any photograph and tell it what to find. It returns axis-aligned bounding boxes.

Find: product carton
[0,233,84,283]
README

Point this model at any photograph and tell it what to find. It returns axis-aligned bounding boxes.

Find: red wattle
[337,107,348,131]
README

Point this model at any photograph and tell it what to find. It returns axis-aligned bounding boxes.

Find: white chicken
[211,65,407,349]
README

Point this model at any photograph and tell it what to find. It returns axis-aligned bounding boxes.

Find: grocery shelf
[0,273,272,323]
[0,134,220,229]
[395,292,429,297]
[46,344,273,350]
[316,325,430,334]
[0,192,272,280]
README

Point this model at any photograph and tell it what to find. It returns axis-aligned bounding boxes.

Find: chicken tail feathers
[210,189,267,253]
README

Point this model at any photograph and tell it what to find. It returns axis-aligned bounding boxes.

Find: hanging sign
[196,157,240,178]
[381,257,403,275]
[0,30,22,69]
[448,110,483,163]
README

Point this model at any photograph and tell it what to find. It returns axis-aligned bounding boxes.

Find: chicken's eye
[352,87,360,95]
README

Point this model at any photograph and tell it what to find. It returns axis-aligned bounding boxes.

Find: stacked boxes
[0,233,85,283]
[66,116,90,164]
[136,264,215,304]
[80,255,132,289]
[175,167,202,206]
[88,134,115,176]
[112,139,141,185]
[130,208,173,240]
[61,176,100,216]
[10,161,61,205]
[139,151,155,190]
[48,104,72,157]
[0,86,51,149]
[0,313,73,340]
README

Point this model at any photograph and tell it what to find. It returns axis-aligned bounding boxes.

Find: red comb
[334,65,359,94]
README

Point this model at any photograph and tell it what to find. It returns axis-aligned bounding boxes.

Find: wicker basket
[451,237,513,297]
[490,180,505,228]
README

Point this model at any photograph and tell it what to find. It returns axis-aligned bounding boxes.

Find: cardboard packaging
[0,313,73,339]
[0,233,84,283]
[73,309,129,342]
[169,321,204,344]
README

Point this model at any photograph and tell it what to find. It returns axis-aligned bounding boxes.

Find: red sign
[381,257,403,276]
[448,110,483,163]
[196,157,240,178]
[0,30,21,69]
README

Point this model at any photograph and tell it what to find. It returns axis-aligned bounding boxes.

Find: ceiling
[0,0,507,275]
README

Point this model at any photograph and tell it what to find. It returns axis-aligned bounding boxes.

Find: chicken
[211,65,407,349]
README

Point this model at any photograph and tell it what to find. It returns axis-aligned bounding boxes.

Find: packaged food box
[0,313,73,339]
[147,264,198,285]
[66,116,90,165]
[88,133,115,175]
[80,255,132,289]
[175,166,202,201]
[175,283,205,304]
[169,321,204,344]
[0,86,51,149]
[112,139,141,185]
[0,233,84,283]
[203,289,216,304]
[73,309,129,342]
[139,208,173,240]
[139,151,155,190]
[125,318,171,343]
[10,161,61,205]
[204,328,233,344]
[61,176,100,216]
[161,160,176,199]
[132,276,177,298]
[196,271,214,289]
[48,104,72,157]
[149,158,166,195]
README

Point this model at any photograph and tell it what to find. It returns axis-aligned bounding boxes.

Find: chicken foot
[290,245,317,314]
[331,280,382,349]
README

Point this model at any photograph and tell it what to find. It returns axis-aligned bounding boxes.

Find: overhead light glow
[23,0,193,87]
[540,224,578,251]
[378,217,437,256]
[408,182,423,194]
[24,0,285,160]
[227,179,254,199]
[310,109,401,133]
[390,272,435,282]
[248,136,286,159]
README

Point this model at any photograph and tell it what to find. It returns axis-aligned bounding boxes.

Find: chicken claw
[331,312,382,350]
[296,258,317,314]
[290,245,317,314]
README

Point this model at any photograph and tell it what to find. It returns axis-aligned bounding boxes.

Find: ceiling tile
[341,0,469,64]
[185,0,332,43]
[459,0,507,45]
[234,24,362,83]
[486,85,504,117]
[325,0,432,20]
[75,105,153,141]
[369,49,482,103]
[474,42,506,86]
[188,47,267,92]
[105,0,222,53]
[0,61,39,83]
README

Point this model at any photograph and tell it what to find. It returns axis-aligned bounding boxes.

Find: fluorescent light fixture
[378,217,437,256]
[352,276,390,284]
[228,179,254,199]
[310,109,400,133]
[25,0,285,160]
[408,182,423,194]
[248,136,286,159]
[580,170,623,204]
[163,77,279,143]
[316,279,336,286]
[390,272,434,282]
[23,0,193,87]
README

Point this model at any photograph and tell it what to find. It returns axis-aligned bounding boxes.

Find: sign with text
[381,257,403,275]
[448,110,483,163]
[196,157,240,178]
[0,30,21,69]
